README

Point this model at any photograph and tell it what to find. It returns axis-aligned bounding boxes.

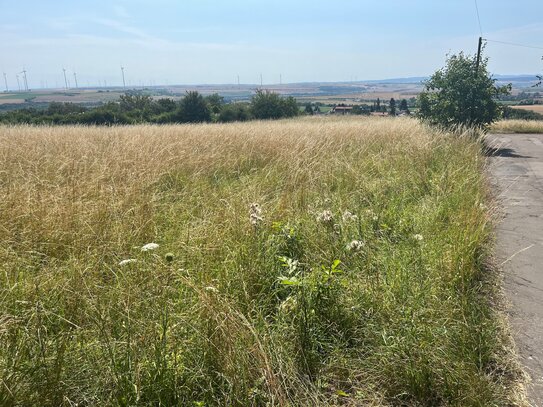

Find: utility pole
[2,73,7,92]
[470,37,484,125]
[63,68,68,89]
[121,66,126,88]
[475,36,483,72]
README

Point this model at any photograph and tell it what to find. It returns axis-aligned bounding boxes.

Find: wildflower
[141,242,159,251]
[205,286,219,293]
[317,210,334,224]
[346,240,364,252]
[342,210,358,222]
[249,203,264,226]
[118,258,137,266]
[365,209,378,221]
[279,296,298,314]
[413,234,423,241]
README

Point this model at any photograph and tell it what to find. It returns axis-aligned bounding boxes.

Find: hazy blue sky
[1,0,542,88]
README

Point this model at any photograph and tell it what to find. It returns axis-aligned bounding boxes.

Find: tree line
[0,89,300,125]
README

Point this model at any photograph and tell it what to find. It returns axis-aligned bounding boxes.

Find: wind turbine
[73,71,78,89]
[260,73,263,87]
[63,68,68,90]
[120,66,126,88]
[20,68,28,91]
[16,74,21,92]
[2,72,7,92]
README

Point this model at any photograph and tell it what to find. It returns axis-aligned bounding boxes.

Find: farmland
[0,117,522,405]
[510,105,543,114]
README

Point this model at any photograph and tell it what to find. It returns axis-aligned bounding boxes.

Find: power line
[474,0,483,37]
[484,39,543,51]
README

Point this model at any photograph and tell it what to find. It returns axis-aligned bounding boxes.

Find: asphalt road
[488,133,543,406]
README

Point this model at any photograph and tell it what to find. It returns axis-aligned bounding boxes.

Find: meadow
[0,117,522,406]
[491,119,543,134]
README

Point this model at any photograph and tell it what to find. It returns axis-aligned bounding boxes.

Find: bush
[218,103,252,123]
[250,90,299,120]
[177,91,211,123]
[418,51,510,128]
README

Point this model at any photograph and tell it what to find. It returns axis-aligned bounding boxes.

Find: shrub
[418,51,511,128]
[218,103,252,123]
[250,89,299,120]
[177,91,211,123]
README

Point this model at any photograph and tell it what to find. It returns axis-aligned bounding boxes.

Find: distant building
[330,106,353,115]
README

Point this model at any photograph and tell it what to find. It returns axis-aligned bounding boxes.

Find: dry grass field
[511,105,543,114]
[0,117,522,405]
[491,119,543,134]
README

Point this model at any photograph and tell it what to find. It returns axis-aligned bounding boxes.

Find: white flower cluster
[249,203,264,226]
[413,234,423,241]
[346,240,364,252]
[118,258,137,266]
[316,210,334,224]
[342,210,358,222]
[141,242,159,251]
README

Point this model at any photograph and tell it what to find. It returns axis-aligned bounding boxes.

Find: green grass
[0,117,522,405]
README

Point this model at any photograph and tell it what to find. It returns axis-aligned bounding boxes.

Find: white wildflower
[342,210,358,222]
[317,210,334,224]
[365,209,378,221]
[118,258,137,266]
[249,203,264,226]
[205,286,219,293]
[141,242,159,252]
[346,240,364,252]
[413,234,423,241]
[279,296,298,314]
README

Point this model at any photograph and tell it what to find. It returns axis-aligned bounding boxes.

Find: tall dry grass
[491,119,543,134]
[0,117,522,405]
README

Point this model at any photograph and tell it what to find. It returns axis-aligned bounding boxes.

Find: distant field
[492,119,543,134]
[511,105,543,114]
[0,118,521,405]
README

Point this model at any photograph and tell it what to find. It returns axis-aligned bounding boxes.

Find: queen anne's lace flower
[249,203,264,226]
[118,258,137,266]
[346,240,364,252]
[317,210,334,224]
[342,210,358,222]
[141,242,159,251]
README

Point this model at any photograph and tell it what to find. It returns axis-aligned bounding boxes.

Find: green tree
[218,103,252,122]
[119,93,152,112]
[304,103,314,115]
[417,51,511,128]
[178,91,211,123]
[389,98,396,116]
[399,99,408,111]
[250,89,299,120]
[205,93,224,114]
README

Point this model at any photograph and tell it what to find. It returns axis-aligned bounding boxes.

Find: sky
[1,0,542,89]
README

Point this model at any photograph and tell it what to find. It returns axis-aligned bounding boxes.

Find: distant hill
[359,74,539,86]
